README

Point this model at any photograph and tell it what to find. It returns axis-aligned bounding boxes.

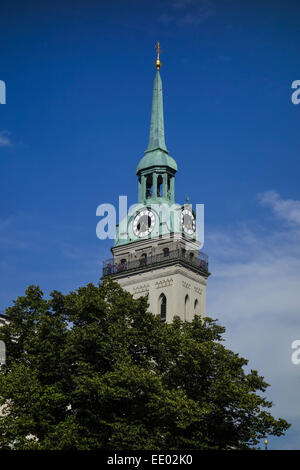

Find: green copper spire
[145,70,168,154]
[136,43,177,195]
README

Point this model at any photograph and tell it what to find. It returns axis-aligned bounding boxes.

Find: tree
[0,279,290,450]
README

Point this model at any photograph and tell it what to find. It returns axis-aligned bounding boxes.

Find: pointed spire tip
[146,54,168,154]
[155,41,162,71]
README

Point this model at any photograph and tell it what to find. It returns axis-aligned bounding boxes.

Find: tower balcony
[102,249,209,279]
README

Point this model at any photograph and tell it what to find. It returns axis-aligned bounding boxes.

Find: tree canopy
[0,279,290,450]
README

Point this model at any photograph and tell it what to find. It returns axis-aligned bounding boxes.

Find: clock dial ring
[181,208,196,235]
[133,208,156,238]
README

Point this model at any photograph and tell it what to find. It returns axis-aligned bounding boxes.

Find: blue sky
[1,0,300,449]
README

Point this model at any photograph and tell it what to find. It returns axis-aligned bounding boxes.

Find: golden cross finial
[155,41,162,71]
[155,41,161,57]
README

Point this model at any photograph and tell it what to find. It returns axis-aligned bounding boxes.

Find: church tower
[102,43,210,322]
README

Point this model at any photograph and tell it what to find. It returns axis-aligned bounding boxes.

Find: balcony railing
[102,249,209,278]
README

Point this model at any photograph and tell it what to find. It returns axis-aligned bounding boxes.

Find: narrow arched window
[184,294,190,321]
[163,247,169,258]
[167,175,171,199]
[194,299,199,316]
[157,175,163,197]
[146,175,153,198]
[139,253,147,266]
[159,293,167,322]
[120,259,127,271]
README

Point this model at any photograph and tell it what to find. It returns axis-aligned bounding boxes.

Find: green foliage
[0,279,290,449]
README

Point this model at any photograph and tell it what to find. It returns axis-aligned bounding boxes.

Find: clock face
[181,209,196,235]
[133,209,156,238]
